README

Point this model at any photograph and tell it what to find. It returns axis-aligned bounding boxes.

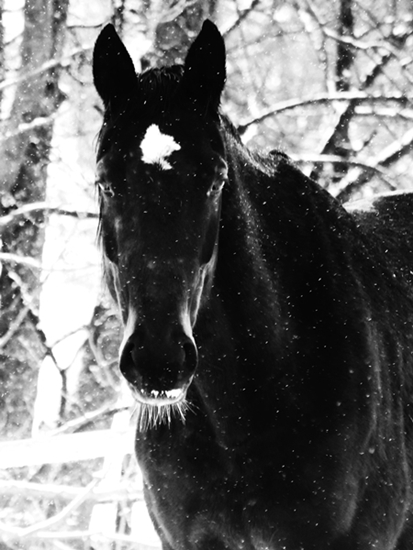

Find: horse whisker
[134,399,190,432]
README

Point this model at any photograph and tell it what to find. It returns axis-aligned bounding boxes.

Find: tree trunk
[310,0,354,184]
[142,0,217,68]
[0,0,69,438]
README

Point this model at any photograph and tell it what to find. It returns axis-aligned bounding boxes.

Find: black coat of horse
[93,20,413,550]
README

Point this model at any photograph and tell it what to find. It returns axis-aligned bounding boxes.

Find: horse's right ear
[93,24,137,109]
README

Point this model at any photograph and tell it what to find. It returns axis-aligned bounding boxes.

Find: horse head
[93,21,227,426]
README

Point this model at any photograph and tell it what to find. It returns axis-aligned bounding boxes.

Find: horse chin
[131,379,193,432]
[134,386,187,405]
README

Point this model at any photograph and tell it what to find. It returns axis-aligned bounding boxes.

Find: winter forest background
[1,0,413,547]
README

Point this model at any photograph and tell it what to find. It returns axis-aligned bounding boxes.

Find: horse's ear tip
[201,19,222,37]
[202,19,216,30]
[93,22,137,106]
[101,22,114,31]
[95,24,124,53]
[96,23,118,42]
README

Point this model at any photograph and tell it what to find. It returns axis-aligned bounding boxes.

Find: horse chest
[135,423,339,550]
[135,423,277,544]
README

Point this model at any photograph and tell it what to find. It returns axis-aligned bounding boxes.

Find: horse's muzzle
[119,326,198,404]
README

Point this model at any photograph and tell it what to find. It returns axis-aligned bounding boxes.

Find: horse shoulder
[345,191,413,283]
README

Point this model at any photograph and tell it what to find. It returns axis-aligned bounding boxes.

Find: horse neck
[212,137,289,348]
[212,131,361,359]
[192,132,376,447]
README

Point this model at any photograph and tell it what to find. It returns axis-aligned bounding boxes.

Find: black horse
[93,20,413,550]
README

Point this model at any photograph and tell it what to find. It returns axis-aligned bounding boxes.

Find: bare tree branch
[222,0,261,36]
[238,91,413,133]
[0,202,97,231]
[335,126,413,202]
[0,252,42,270]
[0,46,91,93]
[0,304,31,348]
[0,476,101,540]
[291,152,396,186]
[0,479,142,504]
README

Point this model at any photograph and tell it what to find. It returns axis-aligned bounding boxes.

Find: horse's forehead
[139,124,181,171]
[100,117,222,176]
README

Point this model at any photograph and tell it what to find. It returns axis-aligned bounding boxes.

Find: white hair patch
[140,124,181,170]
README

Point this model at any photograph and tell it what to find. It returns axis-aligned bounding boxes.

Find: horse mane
[135,65,184,113]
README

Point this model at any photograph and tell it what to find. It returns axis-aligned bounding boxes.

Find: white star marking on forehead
[140,124,181,170]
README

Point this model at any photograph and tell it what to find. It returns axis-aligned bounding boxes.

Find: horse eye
[97,180,115,198]
[207,179,226,197]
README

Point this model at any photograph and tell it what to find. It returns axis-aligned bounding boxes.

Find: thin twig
[0,46,92,93]
[0,252,42,269]
[0,305,30,348]
[238,91,413,133]
[335,126,413,202]
[3,529,160,549]
[0,114,57,143]
[0,202,97,230]
[291,153,393,181]
[48,401,128,436]
[223,0,261,36]
[0,479,142,503]
[0,476,101,540]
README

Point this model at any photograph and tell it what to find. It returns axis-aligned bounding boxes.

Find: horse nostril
[119,339,136,381]
[119,328,198,393]
[183,340,198,373]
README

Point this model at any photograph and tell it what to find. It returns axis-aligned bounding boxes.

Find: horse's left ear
[180,20,226,112]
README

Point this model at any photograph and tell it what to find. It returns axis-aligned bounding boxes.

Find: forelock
[97,65,184,160]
